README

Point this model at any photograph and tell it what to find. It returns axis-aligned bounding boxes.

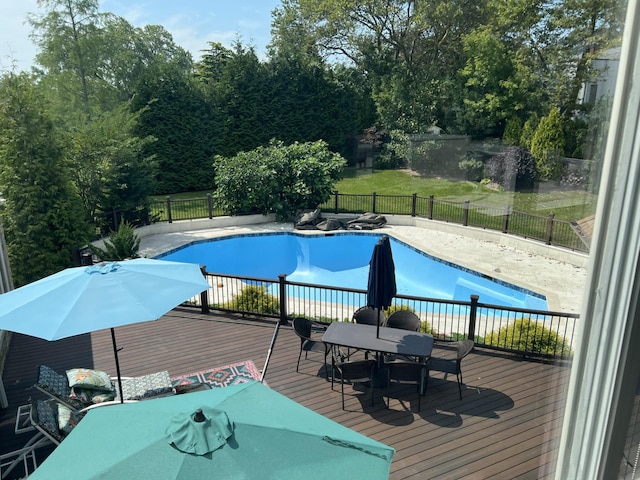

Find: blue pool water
[158,232,547,310]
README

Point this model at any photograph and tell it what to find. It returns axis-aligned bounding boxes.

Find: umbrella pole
[376,307,381,338]
[260,321,281,383]
[110,328,124,404]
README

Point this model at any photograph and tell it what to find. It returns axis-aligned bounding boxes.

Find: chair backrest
[35,365,89,411]
[292,317,313,341]
[387,310,421,331]
[352,306,385,326]
[456,339,475,360]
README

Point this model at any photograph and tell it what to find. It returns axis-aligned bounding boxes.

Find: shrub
[213,139,346,221]
[88,221,140,261]
[485,317,572,356]
[502,116,522,146]
[531,107,565,180]
[458,157,484,181]
[223,285,280,315]
[484,147,537,191]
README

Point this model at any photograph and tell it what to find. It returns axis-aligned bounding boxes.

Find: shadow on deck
[0,308,571,479]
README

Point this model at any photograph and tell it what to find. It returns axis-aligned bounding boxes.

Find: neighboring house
[578,47,621,105]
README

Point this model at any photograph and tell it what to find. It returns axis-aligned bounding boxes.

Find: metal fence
[105,191,588,253]
[183,272,578,360]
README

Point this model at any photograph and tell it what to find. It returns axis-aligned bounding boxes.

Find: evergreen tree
[531,107,565,180]
[0,73,91,286]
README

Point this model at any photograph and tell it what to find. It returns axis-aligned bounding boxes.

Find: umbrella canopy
[29,382,395,479]
[366,235,397,337]
[0,258,209,340]
[0,258,210,398]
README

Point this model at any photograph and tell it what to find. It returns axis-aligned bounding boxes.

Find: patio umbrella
[28,381,395,479]
[366,235,397,338]
[0,258,210,400]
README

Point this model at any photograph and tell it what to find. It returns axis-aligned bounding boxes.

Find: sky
[0,0,283,72]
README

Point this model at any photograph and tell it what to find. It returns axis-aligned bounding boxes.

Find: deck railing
[184,271,578,360]
[100,191,588,253]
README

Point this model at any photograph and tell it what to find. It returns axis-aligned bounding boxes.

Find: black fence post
[199,265,210,314]
[278,274,288,325]
[411,193,417,217]
[372,192,377,213]
[166,196,173,224]
[502,205,511,233]
[72,248,82,267]
[207,193,213,219]
[463,200,470,226]
[545,212,555,245]
[428,195,434,220]
[468,294,479,341]
[334,191,339,214]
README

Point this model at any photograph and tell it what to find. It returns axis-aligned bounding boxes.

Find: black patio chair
[384,359,428,412]
[331,355,377,411]
[292,317,330,377]
[386,310,421,331]
[427,339,475,400]
[352,306,386,326]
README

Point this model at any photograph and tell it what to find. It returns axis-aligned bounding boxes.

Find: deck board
[0,308,571,479]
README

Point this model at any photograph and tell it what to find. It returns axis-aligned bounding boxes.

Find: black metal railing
[184,272,578,360]
[97,192,589,253]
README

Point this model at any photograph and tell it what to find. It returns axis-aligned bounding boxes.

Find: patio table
[322,322,434,358]
[322,322,434,388]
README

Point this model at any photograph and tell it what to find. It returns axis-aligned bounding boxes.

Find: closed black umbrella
[367,235,397,338]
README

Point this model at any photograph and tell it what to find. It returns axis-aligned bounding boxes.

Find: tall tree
[0,73,91,286]
[66,105,157,228]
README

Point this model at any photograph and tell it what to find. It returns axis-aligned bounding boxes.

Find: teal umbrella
[29,382,395,479]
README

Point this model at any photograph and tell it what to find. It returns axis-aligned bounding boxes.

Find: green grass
[335,169,597,222]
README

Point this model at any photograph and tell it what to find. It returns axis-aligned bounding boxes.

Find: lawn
[334,169,597,222]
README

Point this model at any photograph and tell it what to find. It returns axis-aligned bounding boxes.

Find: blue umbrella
[0,258,210,399]
[366,235,397,338]
[29,382,395,479]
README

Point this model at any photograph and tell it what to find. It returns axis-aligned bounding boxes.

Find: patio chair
[331,350,377,410]
[384,359,428,412]
[352,306,386,326]
[292,317,330,377]
[0,399,68,480]
[34,365,175,411]
[427,339,475,400]
[386,310,421,331]
[33,365,94,412]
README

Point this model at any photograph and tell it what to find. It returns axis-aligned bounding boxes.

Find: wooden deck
[0,308,571,479]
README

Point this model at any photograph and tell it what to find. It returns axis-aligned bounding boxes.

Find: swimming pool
[158,232,547,310]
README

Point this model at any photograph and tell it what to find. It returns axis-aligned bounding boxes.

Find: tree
[66,105,157,230]
[213,140,346,220]
[130,61,217,194]
[531,107,565,180]
[0,73,91,286]
[281,0,490,132]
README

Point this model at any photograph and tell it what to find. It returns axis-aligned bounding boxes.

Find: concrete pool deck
[135,215,588,314]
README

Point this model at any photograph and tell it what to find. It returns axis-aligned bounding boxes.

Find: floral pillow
[57,404,84,435]
[70,386,116,404]
[66,368,114,392]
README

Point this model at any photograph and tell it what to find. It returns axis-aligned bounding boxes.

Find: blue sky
[0,1,283,72]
